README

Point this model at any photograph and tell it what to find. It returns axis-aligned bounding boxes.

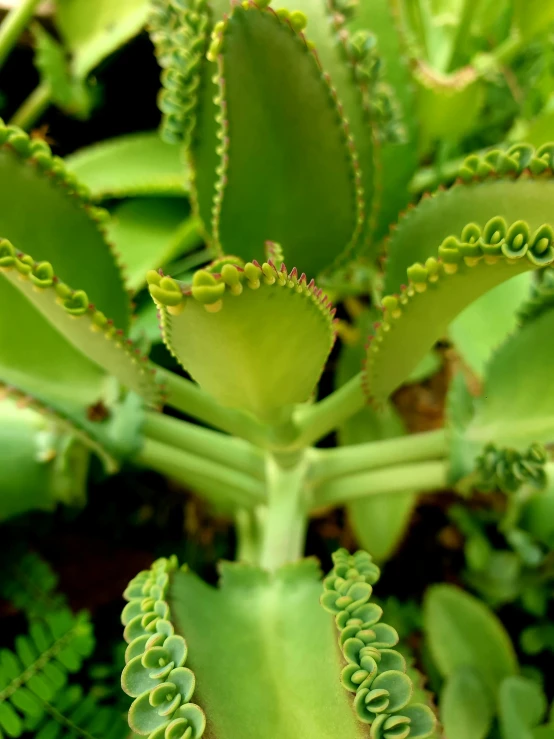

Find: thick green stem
[10,81,51,129]
[310,429,448,484]
[259,451,309,571]
[446,0,480,72]
[143,411,265,480]
[235,508,262,564]
[313,460,449,508]
[294,373,366,448]
[0,0,41,70]
[156,367,268,447]
[134,437,265,509]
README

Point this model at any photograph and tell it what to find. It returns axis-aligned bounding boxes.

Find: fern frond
[0,551,67,621]
[0,609,94,737]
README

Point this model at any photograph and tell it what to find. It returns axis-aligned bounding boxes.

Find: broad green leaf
[55,0,150,81]
[383,145,554,295]
[449,272,533,378]
[513,0,554,43]
[336,309,416,562]
[0,399,89,521]
[499,676,547,739]
[122,557,367,739]
[106,199,202,292]
[364,216,554,405]
[65,132,188,201]
[450,305,554,481]
[440,666,494,739]
[1,241,160,407]
[348,0,418,245]
[148,259,335,421]
[424,584,518,693]
[194,4,363,276]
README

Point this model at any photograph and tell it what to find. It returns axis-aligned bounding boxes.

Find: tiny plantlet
[1,0,554,737]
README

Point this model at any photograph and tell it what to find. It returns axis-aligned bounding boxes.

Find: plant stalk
[313,460,449,508]
[310,429,448,484]
[294,372,366,448]
[0,0,41,71]
[235,508,262,564]
[135,437,265,509]
[10,81,51,129]
[143,411,265,480]
[260,451,309,571]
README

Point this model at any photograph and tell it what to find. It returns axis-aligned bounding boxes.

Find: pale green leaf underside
[55,0,150,80]
[424,584,517,694]
[384,178,554,295]
[209,6,359,275]
[65,132,188,201]
[151,263,335,420]
[106,199,201,292]
[169,561,366,739]
[448,272,533,378]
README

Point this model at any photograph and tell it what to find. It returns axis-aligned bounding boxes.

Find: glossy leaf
[194,4,363,276]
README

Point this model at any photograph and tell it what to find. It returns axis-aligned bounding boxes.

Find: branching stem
[313,460,449,508]
[143,411,265,480]
[135,437,265,509]
[293,373,366,448]
[310,428,448,484]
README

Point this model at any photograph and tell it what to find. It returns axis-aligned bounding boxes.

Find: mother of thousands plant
[2,0,554,736]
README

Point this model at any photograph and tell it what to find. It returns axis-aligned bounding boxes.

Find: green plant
[2,0,554,736]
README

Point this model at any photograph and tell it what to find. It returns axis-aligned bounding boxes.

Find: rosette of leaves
[120,550,436,738]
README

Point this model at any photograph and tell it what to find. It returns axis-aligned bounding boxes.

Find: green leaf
[148,259,335,421]
[1,241,160,407]
[348,0,418,244]
[450,304,554,481]
[106,199,202,292]
[122,557,367,739]
[194,4,363,276]
[513,0,554,43]
[383,146,554,296]
[440,666,494,739]
[336,309,416,562]
[520,475,554,547]
[499,676,547,739]
[65,132,188,201]
[364,216,554,405]
[55,0,150,81]
[423,584,518,693]
[449,272,533,378]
